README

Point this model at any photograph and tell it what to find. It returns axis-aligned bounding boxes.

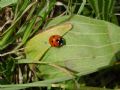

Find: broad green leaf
[25,15,120,80]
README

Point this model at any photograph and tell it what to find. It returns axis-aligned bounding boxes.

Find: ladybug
[49,35,65,47]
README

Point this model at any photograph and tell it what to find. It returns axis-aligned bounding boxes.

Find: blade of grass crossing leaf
[18,59,78,89]
[18,59,76,79]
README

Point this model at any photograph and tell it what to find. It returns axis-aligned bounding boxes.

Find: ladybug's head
[57,38,66,46]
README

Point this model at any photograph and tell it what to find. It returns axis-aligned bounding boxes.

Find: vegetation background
[0,0,120,90]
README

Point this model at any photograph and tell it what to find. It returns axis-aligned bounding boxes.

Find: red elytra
[49,35,64,47]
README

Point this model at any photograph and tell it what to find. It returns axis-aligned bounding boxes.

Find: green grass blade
[88,0,115,21]
[0,28,15,50]
[22,16,37,44]
[24,15,120,80]
[0,1,37,50]
[13,0,30,20]
[2,1,37,36]
[31,0,56,35]
[77,0,86,15]
[88,0,100,18]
